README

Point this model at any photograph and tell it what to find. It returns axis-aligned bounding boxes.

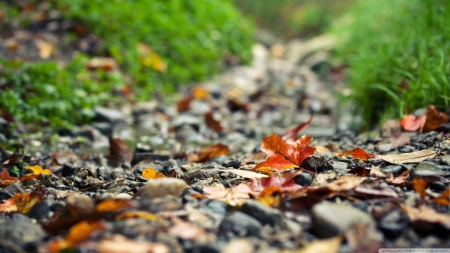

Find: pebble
[378,209,408,237]
[27,199,53,221]
[61,162,77,176]
[221,238,255,253]
[136,178,188,199]
[219,211,263,237]
[328,160,348,172]
[410,162,450,179]
[311,201,374,238]
[3,180,25,196]
[376,143,393,153]
[0,219,46,245]
[382,165,406,176]
[293,172,314,186]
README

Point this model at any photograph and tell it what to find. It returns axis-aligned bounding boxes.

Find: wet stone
[382,165,406,176]
[222,159,241,169]
[410,162,450,179]
[376,143,393,153]
[61,162,77,177]
[293,171,314,186]
[219,211,263,237]
[311,201,374,238]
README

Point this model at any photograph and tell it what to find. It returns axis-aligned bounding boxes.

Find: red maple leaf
[282,114,314,144]
[248,170,305,196]
[400,114,426,131]
[338,147,374,161]
[0,170,18,182]
[253,134,316,174]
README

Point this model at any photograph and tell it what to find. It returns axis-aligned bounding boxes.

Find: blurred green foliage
[0,56,124,130]
[57,0,253,98]
[234,0,354,38]
[0,0,253,129]
[332,0,450,128]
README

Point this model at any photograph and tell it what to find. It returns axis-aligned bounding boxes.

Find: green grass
[0,0,253,130]
[331,0,450,128]
[234,0,354,38]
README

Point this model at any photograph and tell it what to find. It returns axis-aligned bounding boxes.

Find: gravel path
[1,38,450,253]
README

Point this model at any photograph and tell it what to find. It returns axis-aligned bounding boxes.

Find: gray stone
[311,201,375,238]
[222,159,242,169]
[27,199,53,221]
[382,165,405,176]
[139,196,183,213]
[410,162,450,179]
[3,180,25,196]
[376,143,393,153]
[0,219,46,244]
[94,107,126,123]
[219,211,262,237]
[61,162,77,177]
[328,161,348,172]
[136,178,188,199]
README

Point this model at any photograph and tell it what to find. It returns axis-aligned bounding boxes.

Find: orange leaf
[338,147,374,161]
[282,114,314,144]
[248,170,304,196]
[1,189,46,213]
[422,105,449,133]
[26,165,52,175]
[432,189,450,206]
[204,111,222,132]
[187,143,230,163]
[254,134,316,172]
[116,211,159,221]
[20,173,44,182]
[177,96,194,113]
[0,170,18,181]
[142,167,165,179]
[253,154,297,174]
[66,220,107,246]
[96,199,133,213]
[400,114,426,131]
[192,86,210,99]
[412,178,427,198]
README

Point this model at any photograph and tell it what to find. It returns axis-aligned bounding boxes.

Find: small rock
[61,162,77,177]
[219,211,262,237]
[222,159,241,169]
[293,171,314,186]
[378,210,409,237]
[136,178,188,199]
[222,238,254,253]
[410,162,450,179]
[27,199,53,221]
[0,219,46,245]
[97,166,113,181]
[3,180,25,196]
[328,161,348,172]
[376,143,393,153]
[382,165,406,176]
[65,193,94,211]
[301,156,327,172]
[311,201,375,238]
[94,107,126,124]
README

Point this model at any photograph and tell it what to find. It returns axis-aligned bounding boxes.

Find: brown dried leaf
[326,176,366,191]
[402,204,450,230]
[422,105,449,133]
[377,149,436,164]
[177,96,194,113]
[432,189,450,206]
[413,178,427,198]
[109,138,132,164]
[204,111,222,132]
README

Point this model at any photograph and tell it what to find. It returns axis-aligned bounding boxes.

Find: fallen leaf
[204,111,222,132]
[282,114,314,144]
[325,176,366,192]
[389,133,411,149]
[142,167,165,179]
[412,178,427,198]
[0,170,18,181]
[369,165,386,178]
[401,114,426,131]
[137,43,166,72]
[177,96,194,113]
[96,199,133,213]
[20,173,44,182]
[385,170,411,186]
[50,220,107,252]
[187,143,230,163]
[109,137,133,164]
[422,105,449,133]
[168,216,215,242]
[51,150,78,165]
[26,165,52,175]
[116,211,159,221]
[338,147,374,161]
[253,134,316,174]
[354,186,399,199]
[284,236,341,253]
[202,184,252,206]
[377,149,436,164]
[35,39,53,59]
[0,187,47,213]
[402,204,450,230]
[85,57,116,71]
[219,169,269,179]
[348,166,370,177]
[248,170,305,197]
[432,189,450,206]
[97,234,169,253]
[192,86,210,99]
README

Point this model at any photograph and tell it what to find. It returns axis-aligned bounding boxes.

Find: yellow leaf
[26,165,52,175]
[35,39,53,59]
[142,167,165,179]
